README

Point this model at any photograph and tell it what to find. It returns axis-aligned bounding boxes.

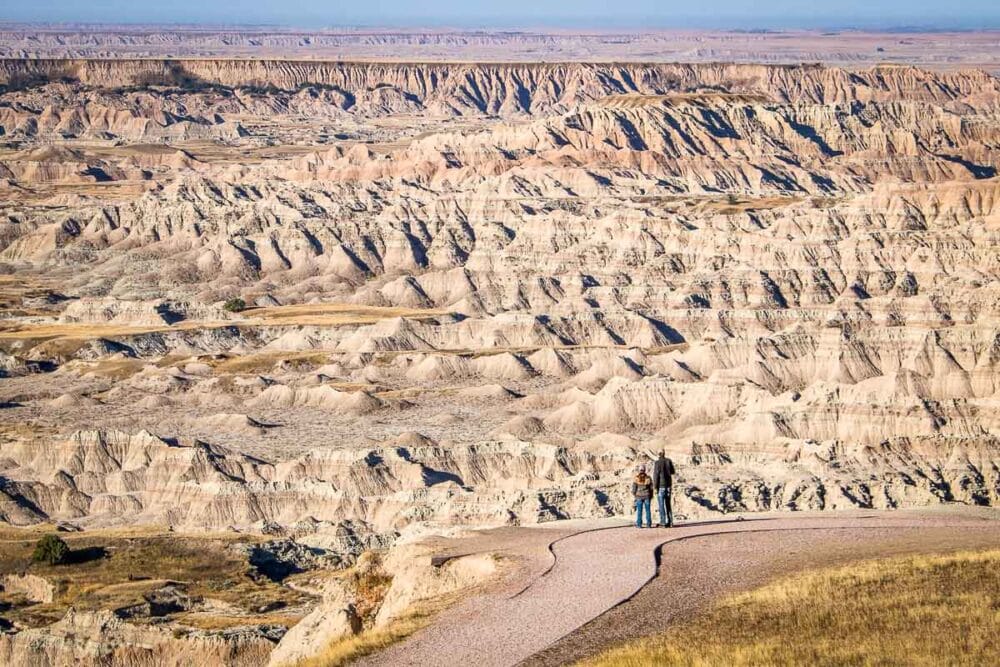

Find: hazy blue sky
[2,0,999,29]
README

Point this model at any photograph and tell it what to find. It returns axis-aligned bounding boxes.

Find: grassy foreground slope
[581,550,1000,667]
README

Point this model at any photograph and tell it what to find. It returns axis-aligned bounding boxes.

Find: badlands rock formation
[1,60,998,533]
[0,609,275,667]
[0,53,997,664]
[2,27,999,71]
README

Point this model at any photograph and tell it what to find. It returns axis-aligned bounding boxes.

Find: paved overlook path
[357,511,1000,667]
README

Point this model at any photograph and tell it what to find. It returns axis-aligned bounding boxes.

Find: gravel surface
[357,510,1000,667]
[525,519,1000,666]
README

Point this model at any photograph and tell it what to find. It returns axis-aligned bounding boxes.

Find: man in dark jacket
[652,451,676,527]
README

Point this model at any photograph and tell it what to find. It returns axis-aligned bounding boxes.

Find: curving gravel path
[356,510,1000,667]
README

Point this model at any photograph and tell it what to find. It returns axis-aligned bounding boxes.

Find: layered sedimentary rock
[0,59,998,538]
[0,27,997,69]
[0,608,274,667]
[2,59,999,116]
[1,428,995,531]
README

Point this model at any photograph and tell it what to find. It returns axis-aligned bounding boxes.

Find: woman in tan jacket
[632,464,653,528]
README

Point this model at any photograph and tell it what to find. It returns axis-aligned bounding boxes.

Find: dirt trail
[357,511,1000,667]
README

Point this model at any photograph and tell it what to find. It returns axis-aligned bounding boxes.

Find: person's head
[638,464,646,475]
[659,450,665,459]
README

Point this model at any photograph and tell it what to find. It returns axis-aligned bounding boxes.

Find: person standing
[652,451,676,527]
[632,465,653,528]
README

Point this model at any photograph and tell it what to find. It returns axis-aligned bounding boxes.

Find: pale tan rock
[0,573,54,603]
[0,609,273,667]
[267,578,361,667]
[374,545,499,627]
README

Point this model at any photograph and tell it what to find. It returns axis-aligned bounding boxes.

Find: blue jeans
[657,487,674,526]
[635,498,651,527]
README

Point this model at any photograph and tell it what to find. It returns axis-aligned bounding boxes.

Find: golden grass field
[0,303,446,363]
[294,607,437,667]
[581,550,1000,667]
[0,526,311,629]
[0,303,445,341]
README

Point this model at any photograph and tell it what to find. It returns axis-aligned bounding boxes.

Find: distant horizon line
[2,21,1000,33]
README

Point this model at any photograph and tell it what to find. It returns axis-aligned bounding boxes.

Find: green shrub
[33,534,70,565]
[223,297,247,313]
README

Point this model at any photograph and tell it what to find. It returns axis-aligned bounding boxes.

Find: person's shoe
[645,524,653,529]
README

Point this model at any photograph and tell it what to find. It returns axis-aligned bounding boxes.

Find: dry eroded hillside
[0,58,998,535]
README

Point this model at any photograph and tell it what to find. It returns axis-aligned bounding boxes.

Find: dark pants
[657,487,673,526]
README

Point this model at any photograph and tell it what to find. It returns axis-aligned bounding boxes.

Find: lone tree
[33,534,70,565]
[223,297,247,313]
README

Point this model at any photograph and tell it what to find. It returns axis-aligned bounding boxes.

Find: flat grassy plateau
[582,550,1000,667]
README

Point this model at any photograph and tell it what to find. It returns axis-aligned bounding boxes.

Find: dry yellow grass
[0,303,444,346]
[0,273,67,315]
[0,320,207,342]
[0,422,57,442]
[287,551,460,667]
[375,386,461,400]
[63,357,146,380]
[349,569,393,625]
[175,140,330,164]
[0,527,310,629]
[370,342,690,364]
[581,550,1000,667]
[178,611,305,631]
[295,603,442,667]
[210,350,332,374]
[705,195,806,214]
[0,523,261,542]
[240,303,446,327]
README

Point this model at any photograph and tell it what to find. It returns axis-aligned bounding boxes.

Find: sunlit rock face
[0,59,998,537]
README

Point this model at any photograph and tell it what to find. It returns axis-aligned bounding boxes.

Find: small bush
[223,297,247,313]
[33,534,70,565]
[346,553,393,626]
[352,570,393,624]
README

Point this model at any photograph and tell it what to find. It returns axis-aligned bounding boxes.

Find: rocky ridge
[1,59,998,533]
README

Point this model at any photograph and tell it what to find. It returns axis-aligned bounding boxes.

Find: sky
[2,0,1000,30]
